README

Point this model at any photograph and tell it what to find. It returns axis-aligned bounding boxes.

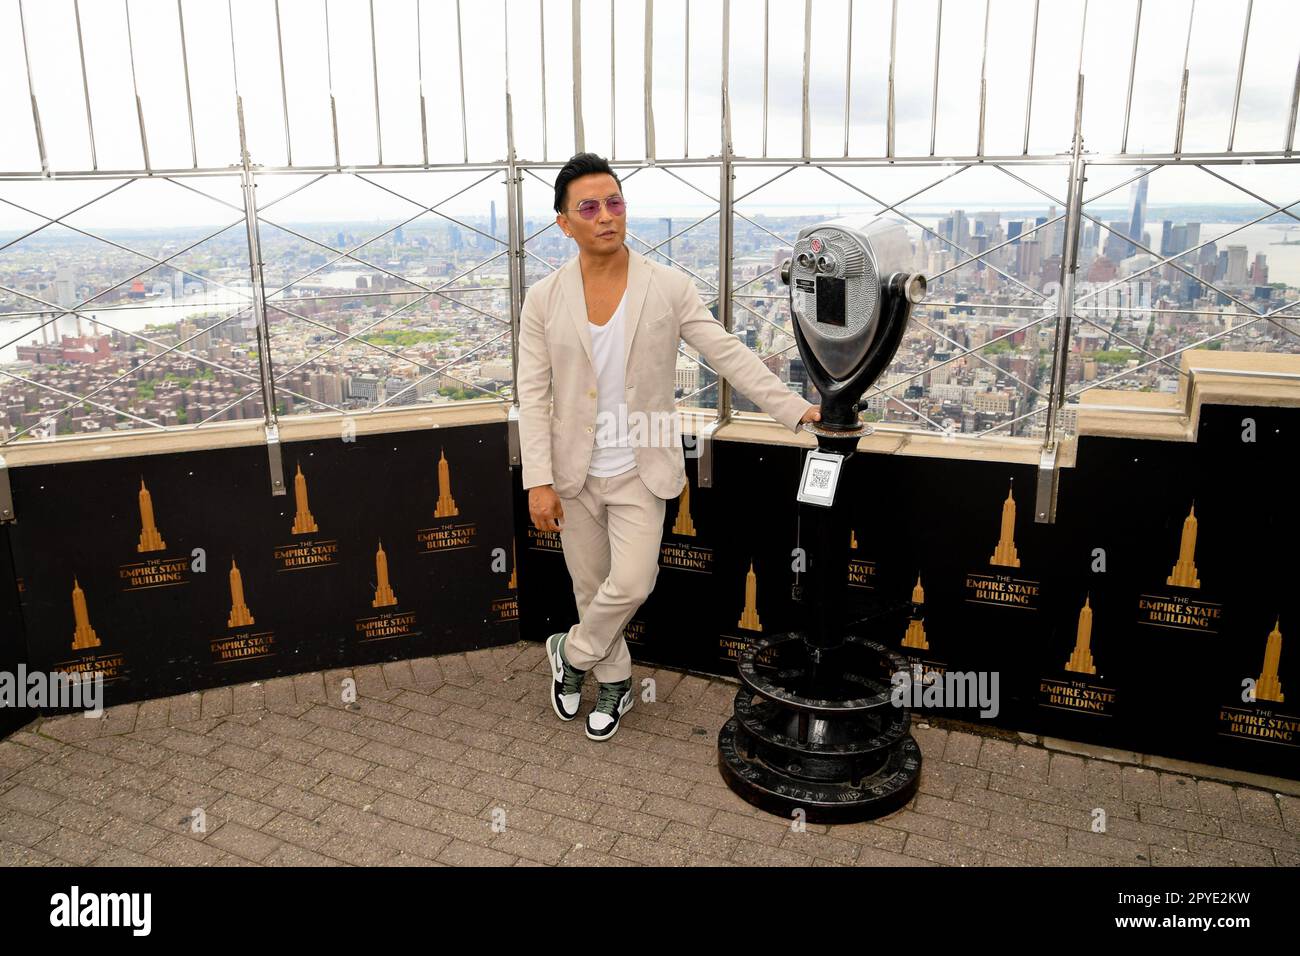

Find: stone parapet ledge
[678,408,1070,467]
[1076,349,1300,442]
[0,400,511,468]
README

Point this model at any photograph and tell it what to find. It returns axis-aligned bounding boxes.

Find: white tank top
[587,288,637,478]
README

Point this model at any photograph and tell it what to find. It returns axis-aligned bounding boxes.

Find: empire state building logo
[989,482,1021,568]
[1065,596,1098,675]
[434,448,459,518]
[1166,503,1201,589]
[902,575,928,650]
[292,463,318,534]
[137,477,166,552]
[672,480,696,536]
[372,540,398,608]
[1255,617,1284,704]
[227,558,255,628]
[70,577,101,650]
[737,560,762,632]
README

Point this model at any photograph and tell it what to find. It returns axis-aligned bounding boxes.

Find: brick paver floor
[1,642,1296,866]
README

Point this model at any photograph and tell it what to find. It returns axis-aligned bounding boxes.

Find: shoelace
[560,662,585,696]
[594,680,630,715]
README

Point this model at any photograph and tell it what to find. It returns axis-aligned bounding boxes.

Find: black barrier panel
[5,421,518,712]
[0,525,32,737]
[515,403,1298,781]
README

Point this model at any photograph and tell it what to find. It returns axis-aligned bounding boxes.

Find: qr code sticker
[809,467,832,490]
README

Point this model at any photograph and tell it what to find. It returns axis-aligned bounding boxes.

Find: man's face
[557,172,626,255]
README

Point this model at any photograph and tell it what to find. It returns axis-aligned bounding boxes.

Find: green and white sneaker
[546,632,587,721]
[586,676,634,741]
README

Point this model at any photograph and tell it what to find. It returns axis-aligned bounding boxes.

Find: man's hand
[528,485,564,532]
[799,405,822,425]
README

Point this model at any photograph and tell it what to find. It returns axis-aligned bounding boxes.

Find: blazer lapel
[559,245,652,374]
[559,257,594,369]
[622,249,652,374]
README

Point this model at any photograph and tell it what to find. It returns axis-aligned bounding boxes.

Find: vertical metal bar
[709,0,734,473]
[417,0,429,166]
[16,0,48,174]
[610,0,616,159]
[1174,0,1196,155]
[887,0,897,158]
[237,99,284,495]
[369,0,383,164]
[1287,50,1300,154]
[176,1,199,168]
[456,0,469,162]
[73,0,98,170]
[274,0,293,165]
[722,0,732,157]
[644,0,655,162]
[572,0,584,153]
[1227,0,1252,151]
[1120,0,1142,154]
[1038,72,1085,524]
[1075,0,1089,89]
[684,0,690,156]
[227,0,241,94]
[1022,0,1040,155]
[843,0,853,158]
[505,0,523,452]
[977,0,990,157]
[929,0,942,157]
[716,157,734,445]
[325,0,341,168]
[123,0,151,171]
[801,0,811,160]
[762,0,769,157]
[540,0,548,161]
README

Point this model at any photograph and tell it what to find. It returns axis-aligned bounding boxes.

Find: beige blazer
[517,245,813,500]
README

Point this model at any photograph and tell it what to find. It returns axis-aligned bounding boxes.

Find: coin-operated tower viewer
[717,215,928,823]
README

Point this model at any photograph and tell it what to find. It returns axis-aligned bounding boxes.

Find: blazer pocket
[643,308,672,329]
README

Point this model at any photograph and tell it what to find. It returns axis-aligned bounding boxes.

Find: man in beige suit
[518,153,819,741]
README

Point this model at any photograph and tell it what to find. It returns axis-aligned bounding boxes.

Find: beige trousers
[558,466,667,683]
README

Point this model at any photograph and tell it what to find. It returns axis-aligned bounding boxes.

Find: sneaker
[546,632,587,721]
[586,676,633,741]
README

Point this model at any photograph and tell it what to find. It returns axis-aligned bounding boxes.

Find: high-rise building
[1126,170,1149,258]
[55,268,77,308]
[489,201,497,241]
[1226,245,1249,285]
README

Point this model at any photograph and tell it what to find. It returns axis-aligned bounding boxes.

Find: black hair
[553,152,623,215]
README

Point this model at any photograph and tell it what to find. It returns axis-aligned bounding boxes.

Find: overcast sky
[0,0,1296,229]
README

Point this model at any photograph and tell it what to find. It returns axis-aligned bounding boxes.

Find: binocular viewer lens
[779,215,925,429]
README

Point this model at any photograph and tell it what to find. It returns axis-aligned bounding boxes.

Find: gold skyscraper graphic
[372,539,397,608]
[989,482,1021,567]
[507,540,517,590]
[70,577,101,650]
[227,558,255,628]
[137,477,166,552]
[850,528,858,549]
[1065,596,1098,675]
[1255,617,1284,704]
[434,448,459,518]
[737,560,762,631]
[671,480,696,536]
[1166,504,1201,589]
[902,575,929,650]
[291,463,318,534]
